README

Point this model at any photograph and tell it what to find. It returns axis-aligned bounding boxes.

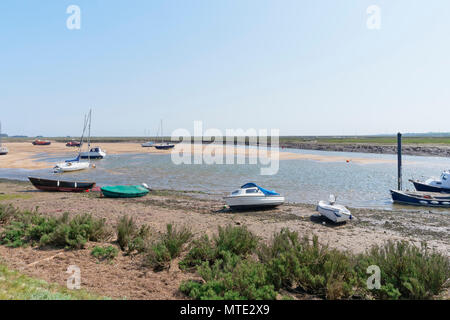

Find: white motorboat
[316,195,352,223]
[224,183,285,208]
[80,147,106,159]
[410,170,450,193]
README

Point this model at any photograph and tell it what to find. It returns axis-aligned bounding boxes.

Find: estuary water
[1,146,450,209]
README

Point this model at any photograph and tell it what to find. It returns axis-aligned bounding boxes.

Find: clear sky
[1,0,449,137]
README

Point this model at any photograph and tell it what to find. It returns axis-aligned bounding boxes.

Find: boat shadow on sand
[309,214,349,228]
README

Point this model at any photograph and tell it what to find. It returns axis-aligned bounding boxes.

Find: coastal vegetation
[0,203,448,300]
[0,263,106,300]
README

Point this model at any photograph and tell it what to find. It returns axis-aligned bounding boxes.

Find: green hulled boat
[101,185,150,198]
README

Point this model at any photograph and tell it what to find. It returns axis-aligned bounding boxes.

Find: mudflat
[0,142,395,171]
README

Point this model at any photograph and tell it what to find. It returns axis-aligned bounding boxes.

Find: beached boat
[154,143,175,150]
[316,195,352,223]
[141,141,155,147]
[101,184,150,198]
[28,177,96,192]
[410,171,450,193]
[224,183,285,209]
[80,147,106,159]
[66,140,81,147]
[32,139,51,145]
[0,121,7,155]
[390,189,450,207]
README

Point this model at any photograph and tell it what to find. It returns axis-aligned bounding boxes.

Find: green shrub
[1,210,111,249]
[0,204,19,225]
[161,224,193,258]
[117,215,136,251]
[0,221,31,247]
[143,224,192,271]
[214,225,258,257]
[39,213,111,249]
[91,245,118,261]
[179,235,216,271]
[116,215,152,254]
[144,242,172,271]
[180,251,276,300]
[259,229,359,299]
[357,240,450,299]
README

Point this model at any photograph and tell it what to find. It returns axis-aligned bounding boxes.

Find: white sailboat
[54,110,92,173]
[0,121,8,155]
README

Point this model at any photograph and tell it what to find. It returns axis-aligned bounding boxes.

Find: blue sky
[1,0,449,137]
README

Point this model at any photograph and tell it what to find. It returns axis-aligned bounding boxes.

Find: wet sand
[0,142,395,170]
[0,179,447,299]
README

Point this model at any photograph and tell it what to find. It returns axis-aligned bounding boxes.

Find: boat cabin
[427,170,450,188]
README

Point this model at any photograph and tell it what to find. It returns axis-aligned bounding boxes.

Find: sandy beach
[0,141,396,170]
[0,179,448,299]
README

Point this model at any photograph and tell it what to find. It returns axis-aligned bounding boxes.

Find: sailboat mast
[88,109,92,163]
[0,121,2,147]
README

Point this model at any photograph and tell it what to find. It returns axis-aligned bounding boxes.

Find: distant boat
[28,177,96,192]
[390,189,450,207]
[224,183,285,209]
[154,119,174,150]
[101,184,150,198]
[316,195,352,223]
[0,121,7,155]
[141,141,155,147]
[66,140,82,147]
[54,110,92,173]
[32,139,51,145]
[410,171,450,193]
[80,147,106,159]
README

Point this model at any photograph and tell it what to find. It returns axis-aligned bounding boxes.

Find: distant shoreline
[280,142,450,157]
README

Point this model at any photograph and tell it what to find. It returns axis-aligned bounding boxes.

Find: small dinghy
[390,189,450,207]
[28,177,96,192]
[316,195,352,223]
[224,183,285,209]
[101,183,150,198]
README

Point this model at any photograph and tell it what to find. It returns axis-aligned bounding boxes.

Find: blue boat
[390,189,450,207]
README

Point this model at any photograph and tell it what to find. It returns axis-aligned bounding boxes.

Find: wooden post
[397,132,402,190]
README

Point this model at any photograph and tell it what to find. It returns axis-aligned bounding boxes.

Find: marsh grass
[0,263,107,300]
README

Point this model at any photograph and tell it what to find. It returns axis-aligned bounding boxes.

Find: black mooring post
[397,132,402,190]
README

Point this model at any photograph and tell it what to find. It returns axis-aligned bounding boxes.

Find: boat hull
[410,180,450,193]
[316,202,352,223]
[101,186,149,198]
[54,162,89,173]
[154,145,175,150]
[224,195,285,208]
[32,141,51,145]
[390,189,450,207]
[28,177,95,192]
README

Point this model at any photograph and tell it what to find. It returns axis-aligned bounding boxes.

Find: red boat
[66,140,81,147]
[32,139,51,145]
